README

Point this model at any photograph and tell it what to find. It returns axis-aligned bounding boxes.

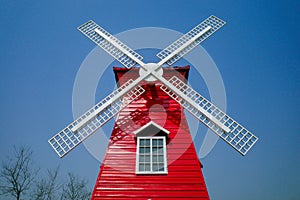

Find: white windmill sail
[48,80,145,157]
[159,76,258,155]
[49,15,258,158]
[156,15,226,66]
[78,20,145,68]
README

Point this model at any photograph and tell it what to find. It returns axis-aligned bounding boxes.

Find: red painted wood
[91,66,210,199]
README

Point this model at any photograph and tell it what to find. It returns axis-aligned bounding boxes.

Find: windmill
[49,16,258,199]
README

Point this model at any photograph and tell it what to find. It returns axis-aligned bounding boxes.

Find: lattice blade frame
[78,20,144,68]
[48,80,145,157]
[160,76,258,155]
[156,15,226,66]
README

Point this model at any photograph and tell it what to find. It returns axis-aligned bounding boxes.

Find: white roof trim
[133,121,170,137]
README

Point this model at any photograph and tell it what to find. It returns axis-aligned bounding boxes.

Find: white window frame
[136,136,168,174]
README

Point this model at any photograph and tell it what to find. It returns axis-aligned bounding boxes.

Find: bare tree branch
[0,146,36,200]
[61,173,91,200]
[0,147,91,200]
[32,166,61,200]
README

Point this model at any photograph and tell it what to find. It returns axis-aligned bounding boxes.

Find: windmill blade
[48,79,145,157]
[156,15,225,66]
[159,76,258,156]
[78,20,145,68]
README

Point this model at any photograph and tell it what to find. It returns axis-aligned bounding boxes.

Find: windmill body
[91,67,209,199]
[48,15,258,199]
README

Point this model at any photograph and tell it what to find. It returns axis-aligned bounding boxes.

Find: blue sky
[0,0,299,199]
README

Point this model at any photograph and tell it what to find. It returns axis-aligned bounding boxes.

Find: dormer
[134,121,169,174]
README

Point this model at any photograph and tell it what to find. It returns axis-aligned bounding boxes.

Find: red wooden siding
[91,66,209,200]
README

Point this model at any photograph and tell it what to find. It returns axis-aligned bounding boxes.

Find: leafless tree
[0,146,91,200]
[32,166,61,200]
[0,146,36,200]
[61,173,91,200]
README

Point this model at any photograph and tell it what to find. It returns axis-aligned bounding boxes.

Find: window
[136,136,167,174]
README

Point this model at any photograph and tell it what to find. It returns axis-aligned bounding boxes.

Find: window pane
[152,147,158,154]
[152,155,158,162]
[158,155,164,162]
[139,155,144,162]
[145,147,150,153]
[157,147,163,154]
[145,164,150,171]
[139,164,145,171]
[139,139,145,146]
[139,147,145,153]
[153,164,159,171]
[145,155,150,162]
[153,139,158,146]
[158,164,164,171]
[157,139,163,146]
[145,139,150,146]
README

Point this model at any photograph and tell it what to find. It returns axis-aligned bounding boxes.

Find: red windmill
[49,16,258,199]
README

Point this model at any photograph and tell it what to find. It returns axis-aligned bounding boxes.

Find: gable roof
[133,121,170,138]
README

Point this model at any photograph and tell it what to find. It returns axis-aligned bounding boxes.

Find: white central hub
[139,63,163,82]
